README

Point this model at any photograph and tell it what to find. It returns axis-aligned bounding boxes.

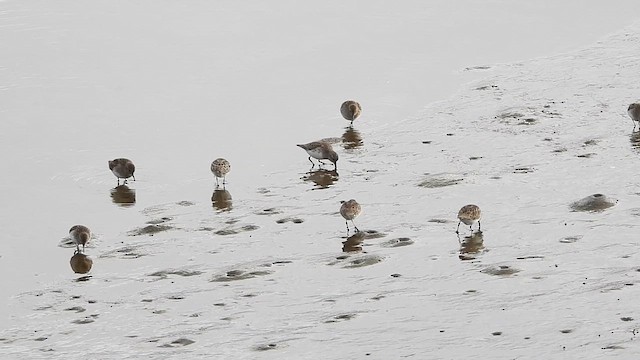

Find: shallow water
[2,1,640,359]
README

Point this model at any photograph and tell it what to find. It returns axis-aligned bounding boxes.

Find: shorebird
[340,100,362,125]
[70,250,93,274]
[211,158,231,188]
[456,204,481,234]
[628,103,640,131]
[296,141,338,170]
[340,199,362,233]
[108,158,135,185]
[69,225,91,252]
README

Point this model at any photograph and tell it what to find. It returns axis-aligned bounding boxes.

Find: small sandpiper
[456,204,481,234]
[211,158,231,188]
[340,100,362,125]
[69,225,91,252]
[340,199,362,233]
[296,141,338,170]
[108,158,136,185]
[628,103,640,131]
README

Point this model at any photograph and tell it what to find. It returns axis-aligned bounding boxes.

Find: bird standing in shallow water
[456,204,481,234]
[108,158,135,185]
[628,103,640,131]
[69,225,91,253]
[340,100,362,125]
[340,199,362,233]
[296,141,338,170]
[211,158,231,188]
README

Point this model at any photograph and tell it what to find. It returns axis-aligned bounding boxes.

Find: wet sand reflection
[630,130,640,152]
[211,188,232,211]
[458,231,485,260]
[302,169,339,189]
[341,126,363,149]
[70,250,93,274]
[342,231,366,253]
[110,185,136,206]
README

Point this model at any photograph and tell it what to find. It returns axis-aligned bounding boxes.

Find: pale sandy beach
[1,1,640,359]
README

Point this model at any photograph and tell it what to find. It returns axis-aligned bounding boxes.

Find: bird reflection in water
[630,130,640,153]
[70,250,93,274]
[302,169,339,189]
[341,126,363,150]
[458,231,485,261]
[342,231,366,253]
[211,188,232,211]
[110,185,136,206]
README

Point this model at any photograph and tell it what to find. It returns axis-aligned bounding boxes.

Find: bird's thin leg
[478,221,481,232]
[352,220,359,233]
[223,176,226,185]
[456,221,461,234]
[124,179,128,185]
[132,175,136,181]
[117,178,121,186]
[215,177,220,189]
[82,244,85,253]
[345,220,350,234]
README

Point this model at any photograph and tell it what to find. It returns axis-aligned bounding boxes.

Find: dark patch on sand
[64,306,85,313]
[513,166,535,174]
[72,318,95,325]
[428,218,451,224]
[418,176,463,188]
[276,217,304,224]
[210,269,273,282]
[576,153,596,158]
[148,269,204,279]
[159,338,195,347]
[253,343,278,351]
[325,313,357,323]
[338,254,384,268]
[560,235,582,243]
[517,118,537,125]
[128,224,173,236]
[257,208,282,215]
[361,230,387,239]
[379,237,414,248]
[214,224,259,236]
[570,194,616,212]
[146,217,173,225]
[481,265,520,276]
[99,245,146,259]
[176,201,195,207]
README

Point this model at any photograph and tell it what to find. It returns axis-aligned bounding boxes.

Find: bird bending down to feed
[340,100,362,125]
[628,103,640,131]
[456,204,481,234]
[108,158,136,185]
[211,158,231,188]
[340,199,362,233]
[69,225,91,253]
[296,141,338,170]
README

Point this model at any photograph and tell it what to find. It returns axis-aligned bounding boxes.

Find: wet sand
[2,1,640,359]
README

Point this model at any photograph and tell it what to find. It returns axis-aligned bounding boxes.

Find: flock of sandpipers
[69,99,640,275]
